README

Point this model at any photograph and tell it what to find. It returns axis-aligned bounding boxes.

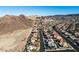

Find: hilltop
[0,15,34,35]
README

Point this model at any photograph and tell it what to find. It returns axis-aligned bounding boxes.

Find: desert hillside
[0,15,34,35]
[0,15,35,52]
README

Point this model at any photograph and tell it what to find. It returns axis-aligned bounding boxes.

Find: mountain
[0,15,34,35]
[37,14,79,21]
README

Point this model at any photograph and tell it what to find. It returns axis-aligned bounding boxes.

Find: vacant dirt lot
[0,28,33,52]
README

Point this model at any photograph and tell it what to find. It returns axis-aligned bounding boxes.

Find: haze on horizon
[0,6,79,16]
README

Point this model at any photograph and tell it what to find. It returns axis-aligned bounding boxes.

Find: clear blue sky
[0,6,79,16]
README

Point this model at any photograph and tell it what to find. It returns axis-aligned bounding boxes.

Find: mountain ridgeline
[0,15,34,35]
[37,14,79,22]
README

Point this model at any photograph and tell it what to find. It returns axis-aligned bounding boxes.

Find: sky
[0,6,79,16]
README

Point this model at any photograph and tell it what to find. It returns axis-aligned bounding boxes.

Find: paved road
[39,29,45,52]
